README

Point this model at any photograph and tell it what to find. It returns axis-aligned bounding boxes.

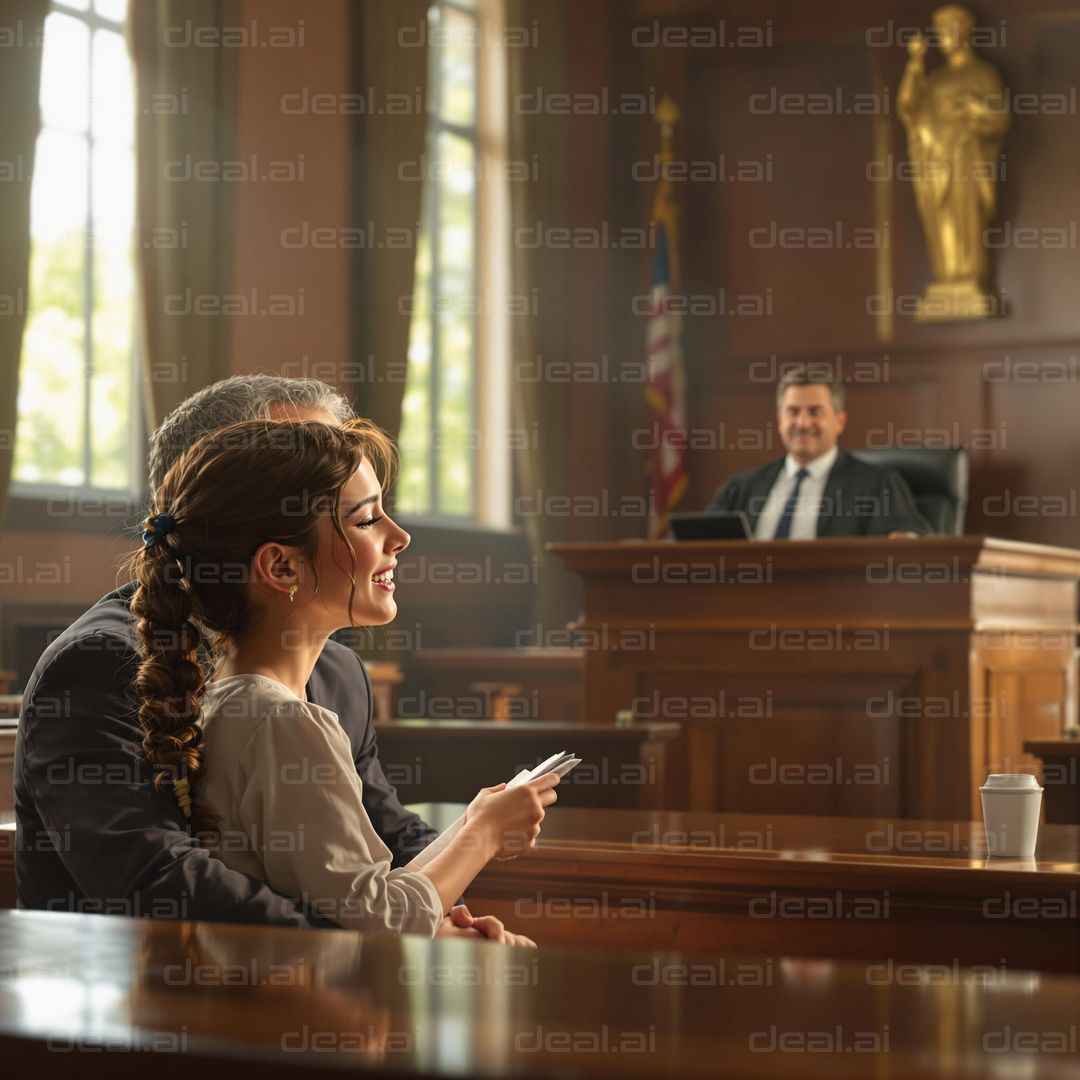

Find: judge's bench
[550,536,1080,821]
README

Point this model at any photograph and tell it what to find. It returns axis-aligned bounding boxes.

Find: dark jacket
[13,583,437,927]
[706,449,932,537]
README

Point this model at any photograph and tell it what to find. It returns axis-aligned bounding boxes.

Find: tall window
[14,0,139,495]
[399,0,511,527]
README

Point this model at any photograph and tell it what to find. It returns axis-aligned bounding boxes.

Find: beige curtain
[0,0,50,539]
[354,0,430,438]
[505,0,576,633]
[129,0,240,431]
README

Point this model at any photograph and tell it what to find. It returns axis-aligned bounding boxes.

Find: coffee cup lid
[980,773,1043,792]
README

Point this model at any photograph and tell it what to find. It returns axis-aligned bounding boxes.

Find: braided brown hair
[123,419,396,839]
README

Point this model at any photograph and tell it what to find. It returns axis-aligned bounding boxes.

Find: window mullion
[439,121,477,143]
[468,129,478,523]
[400,0,485,520]
[467,7,480,519]
[53,2,121,34]
[428,8,446,516]
[83,25,94,487]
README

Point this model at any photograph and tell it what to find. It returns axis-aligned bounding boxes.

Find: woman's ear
[251,542,302,600]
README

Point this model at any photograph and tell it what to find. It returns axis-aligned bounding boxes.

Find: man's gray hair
[147,374,354,496]
[776,367,846,413]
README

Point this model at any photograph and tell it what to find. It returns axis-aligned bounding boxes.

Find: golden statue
[897,5,1010,321]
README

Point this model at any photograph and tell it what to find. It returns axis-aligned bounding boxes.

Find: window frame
[398,0,513,530]
[415,0,480,523]
[9,0,147,531]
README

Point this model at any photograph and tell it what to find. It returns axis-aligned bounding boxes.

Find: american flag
[645,103,688,538]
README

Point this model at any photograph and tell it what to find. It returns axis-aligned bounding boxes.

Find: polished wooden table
[551,537,1080,819]
[2,908,1080,1078]
[1025,738,1080,823]
[374,720,680,809]
[413,803,1080,974]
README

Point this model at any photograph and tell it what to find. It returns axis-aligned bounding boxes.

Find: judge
[707,368,931,538]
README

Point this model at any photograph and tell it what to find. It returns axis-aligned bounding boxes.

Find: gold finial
[656,95,680,142]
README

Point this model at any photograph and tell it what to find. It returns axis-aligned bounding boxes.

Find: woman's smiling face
[308,458,411,629]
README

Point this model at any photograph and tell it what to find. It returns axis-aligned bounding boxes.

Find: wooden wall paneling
[383,524,534,650]
[983,363,1080,546]
[686,45,883,358]
[567,1,622,545]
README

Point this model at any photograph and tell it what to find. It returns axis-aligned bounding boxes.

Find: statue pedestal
[916,280,1001,323]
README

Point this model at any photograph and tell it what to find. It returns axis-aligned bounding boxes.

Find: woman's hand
[437,905,537,948]
[907,31,927,61]
[464,773,560,859]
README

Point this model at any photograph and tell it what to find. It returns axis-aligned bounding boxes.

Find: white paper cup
[980,774,1043,857]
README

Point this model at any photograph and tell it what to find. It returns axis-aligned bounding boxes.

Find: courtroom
[4,1,1080,1077]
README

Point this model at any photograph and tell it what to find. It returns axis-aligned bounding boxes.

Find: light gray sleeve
[236,700,443,936]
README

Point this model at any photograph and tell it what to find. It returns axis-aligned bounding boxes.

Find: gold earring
[288,584,299,603]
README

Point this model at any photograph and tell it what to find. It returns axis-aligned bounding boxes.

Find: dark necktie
[773,467,810,540]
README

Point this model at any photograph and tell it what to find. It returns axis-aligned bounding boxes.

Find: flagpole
[645,95,689,538]
[655,95,681,289]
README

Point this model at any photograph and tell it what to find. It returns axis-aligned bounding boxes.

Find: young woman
[126,418,557,936]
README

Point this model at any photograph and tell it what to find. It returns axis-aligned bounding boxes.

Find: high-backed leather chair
[847,447,970,535]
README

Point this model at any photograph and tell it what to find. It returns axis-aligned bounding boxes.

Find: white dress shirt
[753,446,839,540]
[197,673,443,936]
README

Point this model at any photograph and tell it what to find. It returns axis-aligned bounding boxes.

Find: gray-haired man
[15,375,529,943]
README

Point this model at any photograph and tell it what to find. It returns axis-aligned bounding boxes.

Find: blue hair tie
[141,512,176,550]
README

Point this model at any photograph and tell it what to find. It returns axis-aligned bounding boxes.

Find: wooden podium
[550,537,1080,820]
